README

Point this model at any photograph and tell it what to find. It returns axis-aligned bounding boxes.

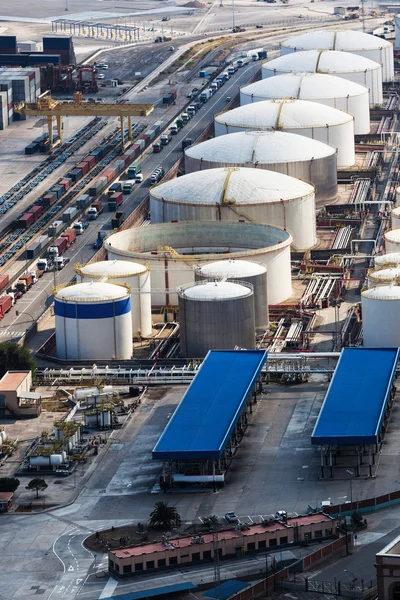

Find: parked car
[225,512,238,523]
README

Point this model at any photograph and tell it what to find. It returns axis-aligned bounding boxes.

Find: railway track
[0,121,147,270]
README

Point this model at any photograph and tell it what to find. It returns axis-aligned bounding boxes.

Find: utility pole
[213,529,221,599]
[232,0,235,30]
[65,0,69,11]
[361,0,366,32]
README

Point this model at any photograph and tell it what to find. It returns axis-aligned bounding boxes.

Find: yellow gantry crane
[14,91,154,151]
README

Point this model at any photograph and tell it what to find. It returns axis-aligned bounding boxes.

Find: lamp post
[346,469,354,505]
[344,569,357,600]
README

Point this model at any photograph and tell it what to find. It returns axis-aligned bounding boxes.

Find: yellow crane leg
[128,115,132,143]
[47,116,53,151]
[56,115,63,145]
[120,115,125,151]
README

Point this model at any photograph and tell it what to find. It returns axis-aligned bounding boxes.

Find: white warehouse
[240,73,370,135]
[214,99,355,168]
[280,29,394,82]
[261,50,383,106]
[184,130,337,205]
[104,221,293,305]
[150,167,316,250]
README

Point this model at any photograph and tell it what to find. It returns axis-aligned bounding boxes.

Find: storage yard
[1,1,400,598]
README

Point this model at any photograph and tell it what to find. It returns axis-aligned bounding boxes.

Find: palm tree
[149,501,181,528]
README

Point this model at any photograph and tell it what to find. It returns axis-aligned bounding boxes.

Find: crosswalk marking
[0,330,25,338]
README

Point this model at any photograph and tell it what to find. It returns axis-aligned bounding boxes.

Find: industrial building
[0,371,41,418]
[311,348,399,476]
[150,167,317,250]
[152,350,267,486]
[240,73,370,135]
[184,130,338,205]
[104,221,293,306]
[376,534,400,600]
[214,99,355,168]
[280,29,394,82]
[262,50,383,105]
[109,513,336,577]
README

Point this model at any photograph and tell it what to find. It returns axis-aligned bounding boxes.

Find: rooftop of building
[0,370,30,391]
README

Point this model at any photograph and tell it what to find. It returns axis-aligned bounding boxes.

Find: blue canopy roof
[311,348,399,445]
[152,350,267,460]
[204,580,250,599]
[100,582,197,600]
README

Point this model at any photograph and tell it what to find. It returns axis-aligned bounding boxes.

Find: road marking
[247,516,253,523]
[68,566,74,572]
[76,579,83,584]
[99,577,118,599]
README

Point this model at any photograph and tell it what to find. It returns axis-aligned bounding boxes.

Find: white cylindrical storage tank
[197,260,269,331]
[384,229,400,254]
[367,267,400,288]
[50,454,63,466]
[374,253,400,269]
[280,29,394,83]
[75,260,152,337]
[178,280,255,357]
[55,282,133,360]
[150,167,316,250]
[74,387,99,401]
[362,286,400,346]
[240,73,370,135]
[392,207,400,230]
[396,185,400,207]
[104,221,292,305]
[185,130,337,205]
[214,99,355,168]
[262,50,383,106]
[100,411,111,428]
[30,456,51,467]
[396,15,400,50]
[0,430,7,442]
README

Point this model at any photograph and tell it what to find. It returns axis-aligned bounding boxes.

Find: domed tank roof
[385,229,400,243]
[241,72,368,100]
[151,166,314,205]
[262,49,381,74]
[200,259,266,278]
[180,280,252,300]
[392,206,400,217]
[214,99,353,129]
[375,253,400,268]
[369,267,400,281]
[77,260,148,278]
[362,285,400,300]
[281,29,392,52]
[56,282,128,302]
[185,130,335,164]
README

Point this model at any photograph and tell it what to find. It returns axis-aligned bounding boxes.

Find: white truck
[87,207,99,220]
[37,258,49,272]
[54,257,69,270]
[73,221,84,235]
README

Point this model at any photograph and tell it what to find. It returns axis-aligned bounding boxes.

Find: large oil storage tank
[261,50,383,106]
[375,253,400,269]
[280,29,394,82]
[240,73,370,135]
[362,286,400,346]
[75,260,152,337]
[391,207,400,230]
[55,282,133,360]
[196,260,269,331]
[214,99,355,168]
[150,167,316,250]
[104,221,293,305]
[384,229,400,253]
[178,280,255,357]
[367,267,400,288]
[185,130,337,205]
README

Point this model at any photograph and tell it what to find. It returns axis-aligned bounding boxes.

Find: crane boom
[13,91,154,151]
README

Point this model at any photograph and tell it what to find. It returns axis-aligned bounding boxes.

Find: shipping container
[42,192,56,207]
[111,211,125,229]
[108,192,123,211]
[61,227,76,246]
[76,194,91,209]
[84,155,96,169]
[52,237,68,255]
[59,178,71,191]
[28,205,42,219]
[0,295,12,317]
[62,206,78,223]
[68,168,83,183]
[47,220,63,237]
[77,161,89,175]
[108,182,122,197]
[18,212,35,228]
[50,184,64,199]
[0,274,9,292]
[26,234,49,259]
